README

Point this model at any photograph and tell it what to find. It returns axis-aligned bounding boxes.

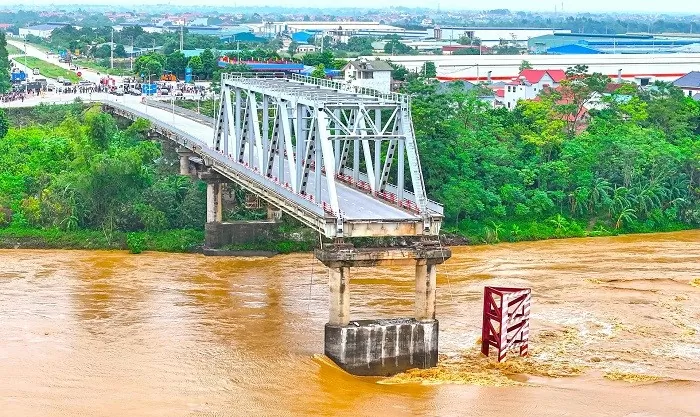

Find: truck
[10,70,26,83]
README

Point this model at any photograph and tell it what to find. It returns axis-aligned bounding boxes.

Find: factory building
[529,33,700,54]
[432,27,569,47]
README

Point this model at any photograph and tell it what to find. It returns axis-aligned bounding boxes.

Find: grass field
[74,58,130,76]
[6,43,24,55]
[18,56,80,83]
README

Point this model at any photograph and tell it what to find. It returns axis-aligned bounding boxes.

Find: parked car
[129,88,142,96]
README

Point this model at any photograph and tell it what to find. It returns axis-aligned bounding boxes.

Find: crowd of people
[1,91,26,103]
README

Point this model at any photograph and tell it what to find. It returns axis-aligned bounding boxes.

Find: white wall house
[673,71,700,97]
[503,69,566,110]
[343,59,393,94]
[19,24,63,39]
[296,44,318,53]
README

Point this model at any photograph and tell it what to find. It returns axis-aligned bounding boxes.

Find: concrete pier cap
[316,241,452,376]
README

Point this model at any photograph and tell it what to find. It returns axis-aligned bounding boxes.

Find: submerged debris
[603,371,663,383]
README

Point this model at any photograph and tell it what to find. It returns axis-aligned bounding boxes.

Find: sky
[17,0,700,14]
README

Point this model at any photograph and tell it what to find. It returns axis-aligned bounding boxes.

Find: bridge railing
[221,72,408,105]
[143,98,215,127]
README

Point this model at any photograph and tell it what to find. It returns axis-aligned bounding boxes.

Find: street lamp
[23,41,29,95]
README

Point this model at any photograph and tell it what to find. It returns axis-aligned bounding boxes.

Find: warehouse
[367,53,700,82]
[432,27,569,47]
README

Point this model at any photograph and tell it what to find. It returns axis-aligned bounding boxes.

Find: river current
[1,231,699,416]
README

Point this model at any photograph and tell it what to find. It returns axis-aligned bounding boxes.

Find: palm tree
[615,207,637,229]
[548,213,567,234]
[589,177,612,212]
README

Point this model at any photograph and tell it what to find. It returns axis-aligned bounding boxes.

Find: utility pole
[111,28,114,70]
[180,19,184,52]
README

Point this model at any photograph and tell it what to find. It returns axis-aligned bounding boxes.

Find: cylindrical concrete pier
[206,182,217,223]
[329,267,350,326]
[216,183,223,222]
[415,261,437,322]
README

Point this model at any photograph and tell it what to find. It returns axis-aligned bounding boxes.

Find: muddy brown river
[1,231,699,417]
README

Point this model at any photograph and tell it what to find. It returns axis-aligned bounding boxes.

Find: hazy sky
[17,0,700,13]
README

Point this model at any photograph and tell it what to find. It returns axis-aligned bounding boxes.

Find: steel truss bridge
[19,73,444,238]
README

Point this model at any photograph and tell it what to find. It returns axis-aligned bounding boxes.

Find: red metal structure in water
[481,286,531,362]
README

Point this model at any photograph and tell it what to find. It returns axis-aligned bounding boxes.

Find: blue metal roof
[292,32,315,43]
[547,44,605,54]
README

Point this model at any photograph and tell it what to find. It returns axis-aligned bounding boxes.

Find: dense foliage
[0,103,207,250]
[407,77,700,242]
[0,30,10,94]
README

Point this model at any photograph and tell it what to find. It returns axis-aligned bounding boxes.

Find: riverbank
[0,228,203,253]
[0,222,695,255]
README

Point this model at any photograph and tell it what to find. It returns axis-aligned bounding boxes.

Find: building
[19,24,63,39]
[432,27,568,48]
[296,44,318,53]
[673,71,700,98]
[372,54,700,83]
[249,21,411,41]
[503,69,566,109]
[343,59,393,94]
[530,32,700,54]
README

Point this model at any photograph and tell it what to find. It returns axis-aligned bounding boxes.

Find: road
[8,39,124,85]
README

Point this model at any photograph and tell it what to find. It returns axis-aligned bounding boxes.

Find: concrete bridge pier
[266,205,283,221]
[316,242,451,376]
[176,148,194,176]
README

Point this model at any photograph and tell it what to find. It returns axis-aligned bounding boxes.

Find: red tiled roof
[495,89,505,98]
[519,69,566,84]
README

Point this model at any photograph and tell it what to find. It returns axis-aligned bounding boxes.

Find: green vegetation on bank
[0,102,208,252]
[406,68,699,243]
[20,56,80,82]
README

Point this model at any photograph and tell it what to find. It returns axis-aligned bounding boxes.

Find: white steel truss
[211,73,443,238]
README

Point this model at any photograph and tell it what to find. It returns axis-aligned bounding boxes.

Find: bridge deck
[107,96,420,222]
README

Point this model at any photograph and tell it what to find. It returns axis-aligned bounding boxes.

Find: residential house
[343,59,393,93]
[673,71,700,98]
[296,44,318,53]
[503,69,566,110]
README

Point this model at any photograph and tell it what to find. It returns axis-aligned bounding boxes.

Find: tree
[114,44,127,58]
[519,60,533,71]
[420,61,436,78]
[93,44,111,59]
[389,62,409,81]
[199,48,217,80]
[384,38,413,55]
[310,64,326,79]
[287,41,299,56]
[187,55,203,76]
[0,31,10,94]
[453,47,480,55]
[0,108,8,139]
[165,51,187,79]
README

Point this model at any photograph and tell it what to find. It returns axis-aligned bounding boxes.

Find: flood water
[1,231,699,417]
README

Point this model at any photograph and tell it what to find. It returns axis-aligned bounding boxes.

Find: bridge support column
[329,267,350,326]
[316,243,451,376]
[206,182,221,223]
[176,148,194,176]
[266,205,282,221]
[415,260,437,322]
